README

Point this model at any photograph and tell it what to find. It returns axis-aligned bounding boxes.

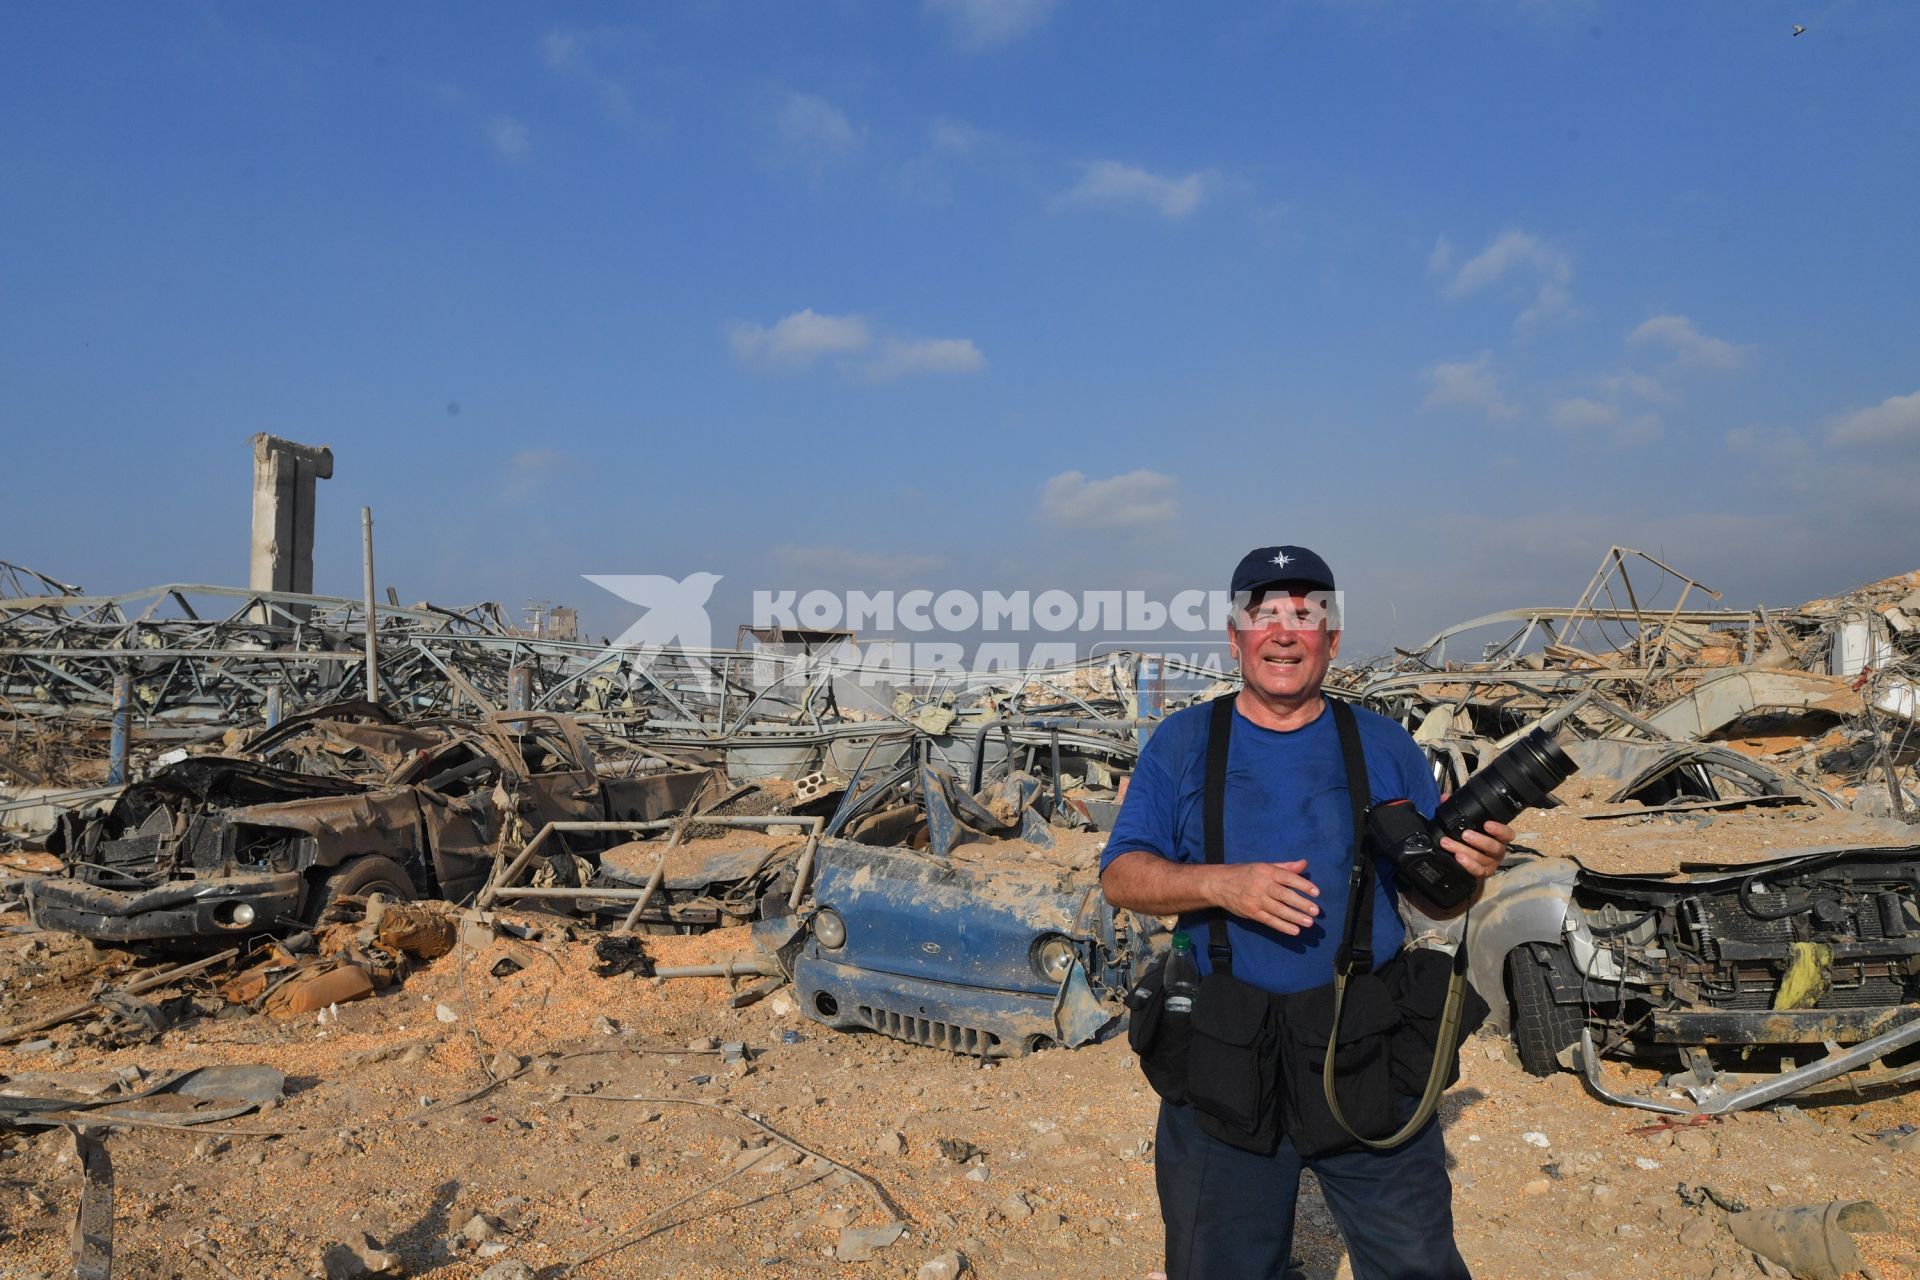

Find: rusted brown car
[27,711,711,946]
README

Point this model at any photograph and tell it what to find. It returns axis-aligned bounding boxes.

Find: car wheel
[311,854,418,920]
[1506,944,1584,1077]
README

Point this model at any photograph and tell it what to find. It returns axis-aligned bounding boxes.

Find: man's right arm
[1100,850,1322,937]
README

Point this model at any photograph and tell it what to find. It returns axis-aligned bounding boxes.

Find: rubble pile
[0,544,1916,1277]
[1345,547,1920,817]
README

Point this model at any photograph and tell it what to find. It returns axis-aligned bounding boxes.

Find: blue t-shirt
[1100,698,1442,995]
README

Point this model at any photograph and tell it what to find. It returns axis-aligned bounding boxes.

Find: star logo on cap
[1270,552,1292,568]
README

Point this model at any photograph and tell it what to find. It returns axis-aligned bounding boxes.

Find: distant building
[509,601,580,642]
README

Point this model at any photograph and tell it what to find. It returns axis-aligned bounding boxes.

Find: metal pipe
[652,957,783,980]
[264,684,285,729]
[489,886,663,901]
[1049,727,1063,811]
[970,722,1013,792]
[475,824,559,909]
[109,671,133,785]
[361,506,378,701]
[1578,1016,1920,1116]
[615,853,668,932]
[786,826,824,910]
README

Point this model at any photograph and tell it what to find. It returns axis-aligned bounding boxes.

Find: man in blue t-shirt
[1100,545,1514,1280]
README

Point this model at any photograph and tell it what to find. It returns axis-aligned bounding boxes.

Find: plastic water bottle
[1163,931,1200,1016]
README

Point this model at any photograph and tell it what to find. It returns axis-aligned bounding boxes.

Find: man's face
[1228,590,1341,703]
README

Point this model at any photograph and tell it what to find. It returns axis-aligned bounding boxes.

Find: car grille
[1691,888,1915,1010]
[857,1004,1001,1055]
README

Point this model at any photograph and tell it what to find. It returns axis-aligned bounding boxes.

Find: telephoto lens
[1433,728,1578,843]
[1366,728,1580,910]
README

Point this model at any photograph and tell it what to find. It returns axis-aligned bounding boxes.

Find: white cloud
[863,337,987,380]
[770,91,861,177]
[773,545,946,578]
[1626,314,1746,371]
[542,28,586,70]
[1826,388,1920,446]
[1040,469,1179,530]
[924,0,1059,50]
[487,115,531,163]
[1056,160,1214,220]
[1546,398,1615,432]
[1601,368,1674,405]
[1548,398,1661,447]
[1421,353,1515,419]
[929,116,987,155]
[898,117,992,203]
[1427,235,1455,276]
[1439,228,1573,329]
[540,27,634,122]
[729,310,872,371]
[729,311,985,380]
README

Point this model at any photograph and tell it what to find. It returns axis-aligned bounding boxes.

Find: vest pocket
[1124,961,1190,1105]
[1277,975,1401,1156]
[1185,971,1283,1152]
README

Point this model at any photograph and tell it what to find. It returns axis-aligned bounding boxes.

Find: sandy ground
[0,907,1916,1280]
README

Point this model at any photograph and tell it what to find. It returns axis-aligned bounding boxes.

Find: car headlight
[214,901,256,928]
[1032,934,1077,983]
[813,908,846,949]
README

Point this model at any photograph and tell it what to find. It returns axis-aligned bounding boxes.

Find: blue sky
[3,1,1916,658]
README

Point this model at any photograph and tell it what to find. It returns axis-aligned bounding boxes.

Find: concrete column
[249,434,334,611]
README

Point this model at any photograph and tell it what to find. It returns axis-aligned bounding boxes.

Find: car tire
[311,854,418,920]
[1507,944,1584,1077]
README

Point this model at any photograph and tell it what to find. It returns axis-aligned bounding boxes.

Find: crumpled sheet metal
[0,1064,285,1130]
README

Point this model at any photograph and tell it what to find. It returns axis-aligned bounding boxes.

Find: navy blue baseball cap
[1231,545,1336,598]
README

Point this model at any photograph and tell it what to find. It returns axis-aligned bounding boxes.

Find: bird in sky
[1793,24,1807,36]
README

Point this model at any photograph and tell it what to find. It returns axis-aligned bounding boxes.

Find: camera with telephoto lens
[1364,728,1578,909]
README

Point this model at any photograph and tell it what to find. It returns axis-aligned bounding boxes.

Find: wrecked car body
[27,712,711,946]
[1470,843,1920,1109]
[781,837,1142,1057]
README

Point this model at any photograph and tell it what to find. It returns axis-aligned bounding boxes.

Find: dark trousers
[1156,1100,1471,1280]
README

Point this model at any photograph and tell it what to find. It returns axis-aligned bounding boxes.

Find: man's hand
[1439,818,1515,880]
[1206,859,1322,936]
[1100,850,1322,935]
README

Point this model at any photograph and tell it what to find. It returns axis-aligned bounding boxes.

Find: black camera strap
[1202,693,1236,974]
[1328,697,1374,978]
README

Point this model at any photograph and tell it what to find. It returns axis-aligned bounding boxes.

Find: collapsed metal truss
[1356,548,1919,809]
[0,567,1228,787]
[0,580,510,737]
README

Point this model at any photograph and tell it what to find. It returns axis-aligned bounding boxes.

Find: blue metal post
[109,672,133,785]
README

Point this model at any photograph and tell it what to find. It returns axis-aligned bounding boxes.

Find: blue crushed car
[775,837,1147,1057]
